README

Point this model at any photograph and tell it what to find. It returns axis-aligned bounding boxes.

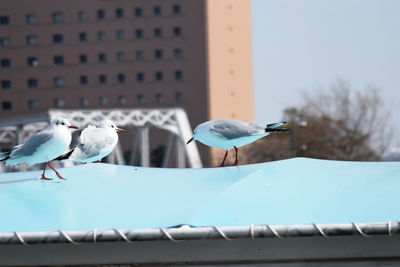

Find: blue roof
[0,158,399,232]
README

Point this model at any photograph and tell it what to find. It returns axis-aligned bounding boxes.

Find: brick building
[0,0,253,165]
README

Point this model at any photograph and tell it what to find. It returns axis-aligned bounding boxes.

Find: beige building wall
[206,0,254,122]
[205,0,254,165]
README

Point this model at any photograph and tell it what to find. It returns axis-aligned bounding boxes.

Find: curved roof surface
[0,158,399,232]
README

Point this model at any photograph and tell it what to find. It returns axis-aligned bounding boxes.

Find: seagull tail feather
[265,121,289,133]
[0,152,10,162]
[54,149,74,161]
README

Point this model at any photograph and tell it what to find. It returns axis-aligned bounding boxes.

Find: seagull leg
[40,162,53,180]
[233,146,239,166]
[48,161,66,180]
[219,150,228,167]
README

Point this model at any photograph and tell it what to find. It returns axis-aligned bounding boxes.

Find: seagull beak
[69,125,78,129]
[186,137,194,145]
[116,128,125,133]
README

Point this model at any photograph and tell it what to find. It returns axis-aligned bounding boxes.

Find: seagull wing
[79,125,97,145]
[72,126,116,159]
[9,130,53,158]
[210,120,265,140]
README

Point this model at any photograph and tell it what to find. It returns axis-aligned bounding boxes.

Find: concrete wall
[205,0,254,122]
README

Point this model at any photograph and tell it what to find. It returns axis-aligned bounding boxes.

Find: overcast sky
[252,0,400,149]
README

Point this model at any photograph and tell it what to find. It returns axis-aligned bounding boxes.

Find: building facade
[0,0,253,165]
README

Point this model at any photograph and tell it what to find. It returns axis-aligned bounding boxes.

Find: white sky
[252,0,400,149]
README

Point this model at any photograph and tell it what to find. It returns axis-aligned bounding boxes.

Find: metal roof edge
[0,221,398,245]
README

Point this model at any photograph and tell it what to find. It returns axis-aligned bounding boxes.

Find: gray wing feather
[211,120,264,140]
[73,128,115,159]
[10,131,52,158]
[81,136,114,158]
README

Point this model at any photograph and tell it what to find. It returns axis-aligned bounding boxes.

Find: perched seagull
[187,119,288,167]
[0,117,78,180]
[56,120,124,163]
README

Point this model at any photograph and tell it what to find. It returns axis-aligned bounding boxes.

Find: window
[1,80,11,89]
[99,74,107,84]
[0,16,9,25]
[28,100,38,110]
[117,73,126,83]
[27,57,38,67]
[174,48,183,59]
[26,35,37,46]
[54,55,64,65]
[54,77,65,87]
[137,94,145,104]
[54,98,65,108]
[118,95,126,105]
[135,7,143,17]
[99,96,108,106]
[154,50,163,59]
[98,53,106,63]
[53,34,63,43]
[27,79,38,88]
[80,76,88,85]
[116,8,124,18]
[116,30,124,40]
[0,37,10,47]
[175,70,183,80]
[97,31,106,41]
[136,72,144,82]
[155,71,163,81]
[135,29,143,39]
[156,93,164,104]
[154,28,162,38]
[80,97,89,107]
[26,14,37,24]
[136,50,144,61]
[97,9,105,20]
[175,92,183,103]
[79,54,87,63]
[79,32,87,42]
[52,12,63,23]
[173,26,182,36]
[78,11,86,21]
[116,51,125,62]
[1,59,10,68]
[173,5,181,15]
[153,6,162,16]
[1,102,12,111]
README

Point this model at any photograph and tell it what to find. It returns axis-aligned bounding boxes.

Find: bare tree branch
[242,78,393,163]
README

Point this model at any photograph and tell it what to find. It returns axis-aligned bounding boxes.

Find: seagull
[56,120,124,163]
[186,119,288,167]
[0,117,78,180]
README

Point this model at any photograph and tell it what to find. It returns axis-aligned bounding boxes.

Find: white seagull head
[50,117,78,130]
[99,120,125,133]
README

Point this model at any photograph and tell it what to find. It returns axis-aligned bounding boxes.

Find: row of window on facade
[1,93,184,111]
[1,71,184,90]
[0,5,182,26]
[0,27,182,47]
[0,49,183,69]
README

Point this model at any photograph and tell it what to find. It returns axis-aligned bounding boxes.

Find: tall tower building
[0,0,253,165]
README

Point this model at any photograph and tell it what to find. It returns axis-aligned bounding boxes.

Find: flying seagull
[56,120,124,163]
[187,119,288,167]
[0,117,78,180]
